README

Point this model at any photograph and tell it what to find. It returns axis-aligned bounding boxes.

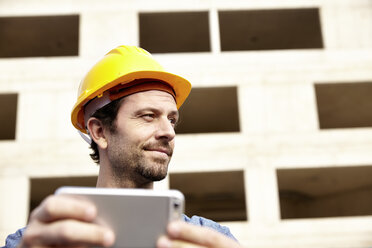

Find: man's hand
[157,221,241,248]
[18,195,115,248]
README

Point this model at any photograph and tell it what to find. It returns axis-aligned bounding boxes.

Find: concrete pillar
[0,175,29,246]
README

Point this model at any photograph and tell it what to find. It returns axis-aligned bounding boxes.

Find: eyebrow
[169,110,179,119]
[135,107,179,118]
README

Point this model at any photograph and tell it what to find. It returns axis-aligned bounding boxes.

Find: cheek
[118,122,161,144]
[125,127,153,144]
[169,139,175,148]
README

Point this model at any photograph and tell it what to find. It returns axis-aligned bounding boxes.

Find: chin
[142,172,167,182]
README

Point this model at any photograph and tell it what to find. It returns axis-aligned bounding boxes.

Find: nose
[155,117,176,141]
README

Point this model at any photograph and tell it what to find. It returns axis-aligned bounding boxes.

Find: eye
[141,113,155,121]
[168,116,178,126]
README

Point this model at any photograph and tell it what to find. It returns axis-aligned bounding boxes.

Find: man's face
[105,90,179,185]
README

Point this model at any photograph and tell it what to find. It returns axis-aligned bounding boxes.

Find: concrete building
[1,0,372,247]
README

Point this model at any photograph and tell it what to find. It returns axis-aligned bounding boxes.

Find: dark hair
[89,97,123,164]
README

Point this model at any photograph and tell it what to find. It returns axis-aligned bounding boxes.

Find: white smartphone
[55,186,184,248]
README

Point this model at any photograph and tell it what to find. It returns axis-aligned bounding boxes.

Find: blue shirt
[3,215,237,248]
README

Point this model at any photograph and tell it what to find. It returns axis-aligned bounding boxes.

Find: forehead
[120,90,177,111]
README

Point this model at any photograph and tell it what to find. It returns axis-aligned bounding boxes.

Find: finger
[22,219,115,247]
[31,195,97,223]
[22,245,93,248]
[157,235,205,248]
[20,241,94,248]
[166,221,240,248]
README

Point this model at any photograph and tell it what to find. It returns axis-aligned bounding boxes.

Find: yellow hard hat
[71,45,192,133]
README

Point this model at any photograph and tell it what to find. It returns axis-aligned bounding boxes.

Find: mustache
[142,142,173,156]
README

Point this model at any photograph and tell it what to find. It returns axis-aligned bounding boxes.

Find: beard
[107,135,173,185]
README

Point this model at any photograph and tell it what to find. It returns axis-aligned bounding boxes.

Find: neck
[96,158,154,189]
[96,173,154,189]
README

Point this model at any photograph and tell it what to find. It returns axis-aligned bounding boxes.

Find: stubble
[107,136,172,185]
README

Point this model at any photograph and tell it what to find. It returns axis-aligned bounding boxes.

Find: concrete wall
[1,0,372,247]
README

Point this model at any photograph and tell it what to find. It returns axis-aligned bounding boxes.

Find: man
[4,45,241,248]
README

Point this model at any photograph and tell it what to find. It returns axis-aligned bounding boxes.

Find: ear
[87,117,108,149]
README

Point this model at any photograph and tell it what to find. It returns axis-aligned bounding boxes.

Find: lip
[145,148,171,156]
